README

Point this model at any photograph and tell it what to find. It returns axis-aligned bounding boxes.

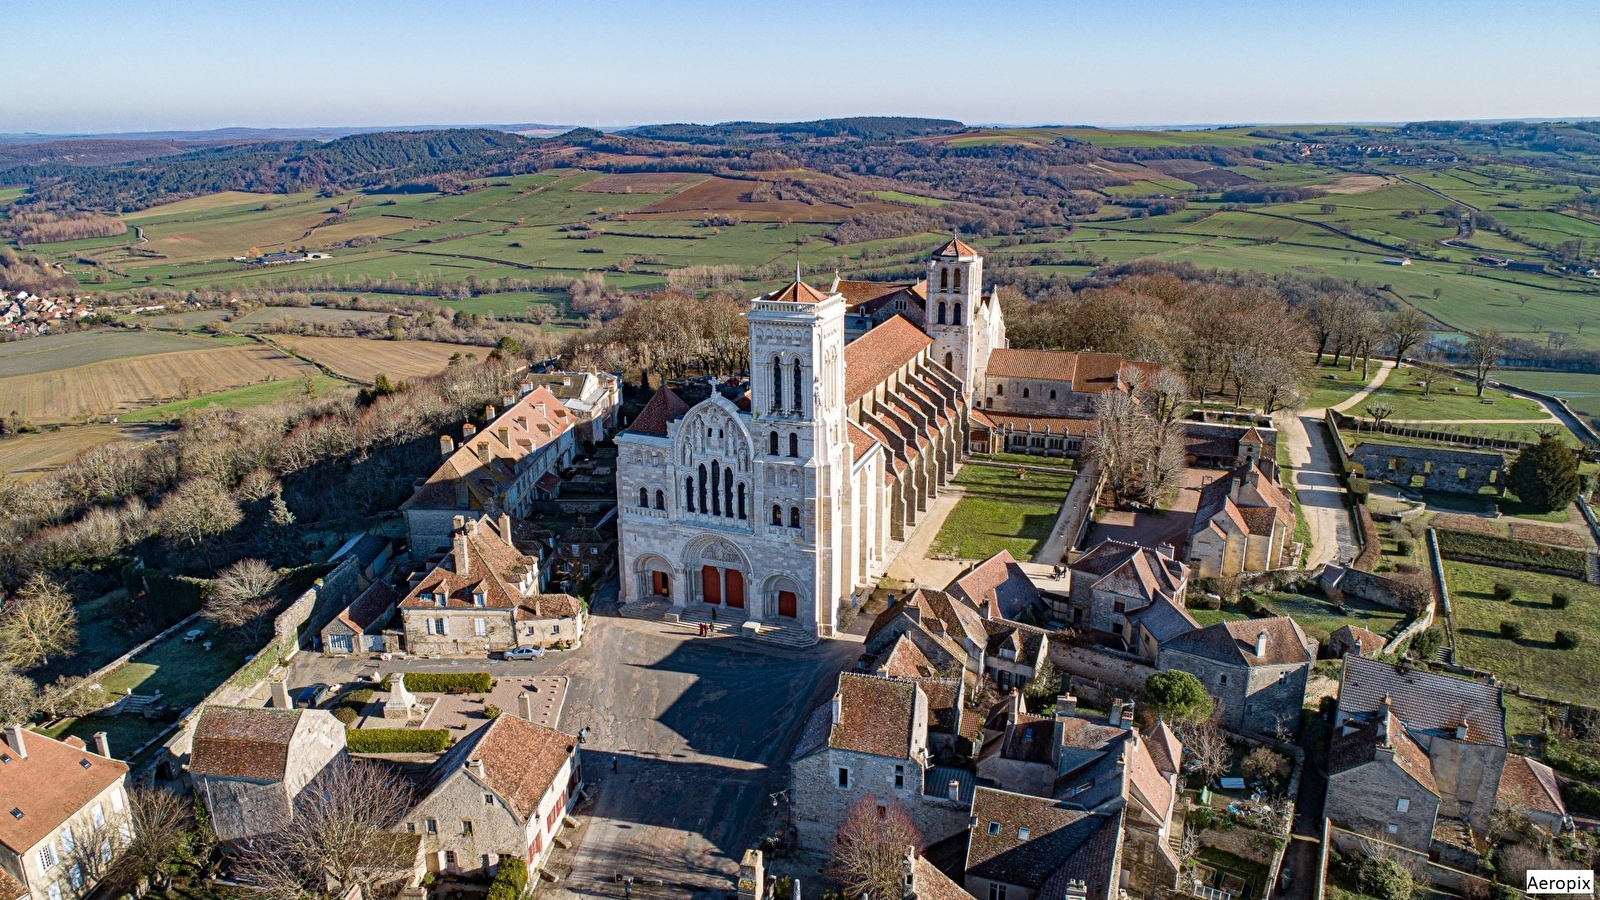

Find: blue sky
[5,0,1598,133]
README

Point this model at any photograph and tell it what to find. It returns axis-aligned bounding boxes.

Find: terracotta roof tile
[986,349,1079,383]
[1161,616,1313,667]
[830,673,918,759]
[399,517,534,612]
[1329,709,1439,796]
[628,387,690,436]
[404,387,575,511]
[914,854,975,900]
[0,867,25,900]
[190,707,304,782]
[0,730,127,854]
[833,278,917,306]
[936,238,980,258]
[1143,720,1184,778]
[1127,735,1175,824]
[979,413,1096,437]
[1330,625,1386,657]
[847,421,881,464]
[1498,754,1564,816]
[420,715,574,820]
[844,315,931,403]
[336,581,397,633]
[520,593,583,619]
[762,280,831,304]
[950,551,1040,620]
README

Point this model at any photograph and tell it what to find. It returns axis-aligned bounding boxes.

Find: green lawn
[1262,591,1410,646]
[119,375,352,422]
[1190,608,1249,628]
[1305,361,1380,411]
[969,452,1076,470]
[1444,560,1600,704]
[1355,367,1547,421]
[931,464,1073,561]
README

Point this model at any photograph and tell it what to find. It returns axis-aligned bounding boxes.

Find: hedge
[1562,781,1600,816]
[141,569,211,629]
[346,729,453,753]
[403,672,493,693]
[1346,475,1370,502]
[488,857,528,900]
[1435,530,1586,577]
[1544,742,1600,782]
[1352,504,1382,572]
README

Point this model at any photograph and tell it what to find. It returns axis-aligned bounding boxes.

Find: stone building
[1184,422,1274,470]
[402,387,578,559]
[1326,656,1508,847]
[1157,617,1314,734]
[1065,540,1193,659]
[1326,624,1387,659]
[522,371,620,446]
[189,706,346,842]
[321,581,398,656]
[1497,754,1568,834]
[398,516,584,657]
[402,714,581,877]
[963,787,1123,900]
[1186,461,1296,577]
[1350,442,1506,496]
[789,673,970,851]
[0,726,132,900]
[948,550,1043,621]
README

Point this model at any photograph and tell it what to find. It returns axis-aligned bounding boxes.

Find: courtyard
[930,461,1074,561]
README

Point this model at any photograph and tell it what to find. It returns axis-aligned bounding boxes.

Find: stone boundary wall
[1049,643,1155,704]
[79,609,203,695]
[271,557,362,657]
[1323,410,1352,470]
[1381,530,1441,655]
[1314,818,1330,900]
[1327,825,1491,895]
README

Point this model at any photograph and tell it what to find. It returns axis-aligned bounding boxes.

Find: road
[1275,411,1358,569]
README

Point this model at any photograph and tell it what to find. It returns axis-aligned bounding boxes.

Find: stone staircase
[627,602,819,649]
[117,690,161,716]
[1432,642,1455,665]
[618,599,673,621]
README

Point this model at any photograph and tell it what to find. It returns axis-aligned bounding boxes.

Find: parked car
[295,683,337,708]
[502,646,544,660]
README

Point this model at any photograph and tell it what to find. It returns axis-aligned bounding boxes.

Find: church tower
[747,279,850,636]
[926,238,985,400]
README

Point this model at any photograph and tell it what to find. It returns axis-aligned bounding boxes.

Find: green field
[1353,366,1548,421]
[1305,361,1382,411]
[119,374,351,422]
[931,464,1073,561]
[1496,370,1600,424]
[1445,560,1600,705]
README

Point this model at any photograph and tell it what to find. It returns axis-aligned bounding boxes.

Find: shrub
[332,707,358,726]
[403,672,493,694]
[1410,628,1444,660]
[1436,530,1586,577]
[1546,742,1600,782]
[1346,475,1370,502]
[1188,592,1221,610]
[1562,781,1600,816]
[1552,592,1570,609]
[1500,620,1524,639]
[1346,462,1366,479]
[484,704,502,719]
[1555,630,1582,650]
[345,729,453,754]
[487,857,528,900]
[1355,856,1416,900]
[1396,539,1414,557]
[1493,582,1515,602]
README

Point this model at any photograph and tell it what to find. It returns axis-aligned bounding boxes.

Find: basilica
[615,240,1144,645]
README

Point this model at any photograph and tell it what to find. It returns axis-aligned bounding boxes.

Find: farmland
[271,336,476,382]
[0,424,165,481]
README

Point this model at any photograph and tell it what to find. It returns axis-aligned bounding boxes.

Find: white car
[503,646,544,660]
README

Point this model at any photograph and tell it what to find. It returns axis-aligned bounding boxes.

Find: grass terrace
[1443,560,1600,705]
[1305,361,1380,411]
[1351,368,1547,422]
[931,464,1073,560]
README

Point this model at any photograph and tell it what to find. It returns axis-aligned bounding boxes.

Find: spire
[794,236,803,283]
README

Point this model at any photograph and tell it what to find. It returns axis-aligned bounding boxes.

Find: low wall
[1381,530,1441,655]
[1327,825,1491,895]
[1323,410,1351,470]
[1049,642,1155,703]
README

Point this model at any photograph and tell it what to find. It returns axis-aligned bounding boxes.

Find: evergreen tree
[1507,432,1581,512]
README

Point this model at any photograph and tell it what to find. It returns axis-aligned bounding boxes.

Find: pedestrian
[611,757,618,773]
[711,607,717,623]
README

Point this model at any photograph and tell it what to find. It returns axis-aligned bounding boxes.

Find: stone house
[948,551,1043,621]
[1186,462,1295,577]
[523,371,620,446]
[1326,657,1508,846]
[963,787,1123,900]
[981,619,1051,693]
[0,726,132,900]
[1350,442,1506,496]
[402,387,578,559]
[320,581,398,657]
[1497,754,1568,834]
[1066,540,1193,659]
[1184,423,1274,471]
[1157,617,1315,734]
[789,673,970,851]
[1326,624,1387,659]
[189,706,347,842]
[401,714,581,877]
[329,532,396,587]
[865,589,988,685]
[398,516,585,656]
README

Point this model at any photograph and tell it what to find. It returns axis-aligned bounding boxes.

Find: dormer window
[434,593,445,608]
[472,592,486,607]
[986,820,1000,836]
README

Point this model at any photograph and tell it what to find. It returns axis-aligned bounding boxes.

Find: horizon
[7,0,1600,133]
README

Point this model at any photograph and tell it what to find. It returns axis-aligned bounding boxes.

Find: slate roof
[419,714,574,821]
[983,619,1048,667]
[1127,595,1200,644]
[627,387,691,436]
[914,854,976,900]
[950,551,1041,620]
[1329,709,1440,796]
[0,729,127,854]
[1498,754,1565,816]
[1339,656,1507,747]
[189,707,304,783]
[844,314,932,403]
[830,673,919,760]
[1161,616,1313,667]
[1003,712,1059,764]
[399,517,533,612]
[966,787,1120,892]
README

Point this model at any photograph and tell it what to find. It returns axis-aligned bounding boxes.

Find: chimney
[1120,700,1136,729]
[453,531,470,577]
[901,846,917,900]
[1056,695,1077,722]
[3,724,25,759]
[476,442,492,466]
[831,693,842,726]
[519,380,533,396]
[440,435,456,458]
[1455,716,1469,741]
[496,426,509,447]
[467,758,486,779]
[1109,699,1123,727]
[518,689,534,721]
[93,732,111,759]
[1255,629,1269,659]
[501,395,514,410]
[271,681,292,709]
[1065,880,1088,900]
[1156,543,1175,560]
[484,404,496,420]
[452,515,465,531]
[947,779,961,802]
[498,513,513,547]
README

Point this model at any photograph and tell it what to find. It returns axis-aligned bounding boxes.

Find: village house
[947,550,1043,621]
[0,726,131,900]
[1065,540,1192,660]
[1157,617,1314,734]
[963,787,1123,900]
[865,589,986,685]
[320,581,399,657]
[522,371,620,446]
[1183,422,1273,471]
[402,386,578,559]
[1186,461,1296,577]
[188,706,347,842]
[1325,657,1508,851]
[399,516,584,657]
[1326,624,1388,659]
[401,713,581,878]
[1497,754,1568,835]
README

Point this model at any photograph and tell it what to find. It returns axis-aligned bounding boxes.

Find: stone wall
[790,748,966,852]
[1048,644,1155,704]
[1156,649,1309,735]
[1325,756,1442,852]
[1328,825,1492,895]
[1350,441,1506,496]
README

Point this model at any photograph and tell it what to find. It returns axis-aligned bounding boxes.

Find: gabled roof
[333,581,398,634]
[844,314,932,403]
[914,854,976,900]
[1127,595,1199,645]
[1329,709,1439,796]
[966,788,1120,892]
[832,278,918,307]
[399,517,533,612]
[1498,754,1565,817]
[830,673,919,760]
[1143,720,1184,778]
[1330,625,1387,657]
[868,588,986,652]
[418,715,574,821]
[986,349,1081,383]
[520,593,583,619]
[761,280,831,305]
[190,706,310,783]
[404,387,575,510]
[949,551,1040,620]
[1160,616,1313,667]
[1127,734,1176,825]
[627,387,690,436]
[936,237,979,258]
[877,633,938,679]
[1339,656,1506,747]
[1071,540,1187,605]
[0,729,127,854]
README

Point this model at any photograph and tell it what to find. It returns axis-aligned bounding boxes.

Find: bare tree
[0,574,78,670]
[1464,329,1506,397]
[0,667,38,724]
[1385,307,1430,363]
[828,795,922,900]
[103,787,199,894]
[234,757,414,900]
[157,477,242,551]
[1131,367,1190,436]
[1364,402,1395,429]
[204,559,282,643]
[1174,718,1229,784]
[1090,392,1154,508]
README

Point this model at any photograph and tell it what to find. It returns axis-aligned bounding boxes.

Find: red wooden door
[652,571,670,597]
[778,590,797,618]
[701,566,721,604]
[725,569,745,608]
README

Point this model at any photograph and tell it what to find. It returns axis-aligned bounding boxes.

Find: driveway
[1275,411,1357,569]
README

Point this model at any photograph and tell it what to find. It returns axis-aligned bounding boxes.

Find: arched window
[952,268,961,290]
[724,475,733,519]
[791,359,803,412]
[1023,387,1030,398]
[937,302,947,325]
[788,433,799,457]
[944,352,953,369]
[789,506,801,528]
[737,483,747,519]
[996,383,1004,396]
[985,397,992,408]
[770,356,782,412]
[638,487,649,507]
[1049,390,1057,400]
[953,302,962,324]
[772,505,783,526]
[940,268,949,290]
[769,431,779,455]
[654,490,665,510]
[686,476,695,512]
[710,461,721,516]
[698,464,708,512]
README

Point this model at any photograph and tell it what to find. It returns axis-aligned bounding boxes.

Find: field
[0,424,165,481]
[1304,361,1381,411]
[271,336,477,382]
[931,464,1073,561]
[0,329,226,378]
[0,343,316,423]
[119,374,352,422]
[1444,560,1600,705]
[233,305,390,329]
[1496,370,1600,424]
[1351,366,1549,422]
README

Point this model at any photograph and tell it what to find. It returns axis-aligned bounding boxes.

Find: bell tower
[926,238,984,400]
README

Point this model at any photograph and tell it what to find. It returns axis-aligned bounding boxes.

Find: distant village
[0,289,96,336]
